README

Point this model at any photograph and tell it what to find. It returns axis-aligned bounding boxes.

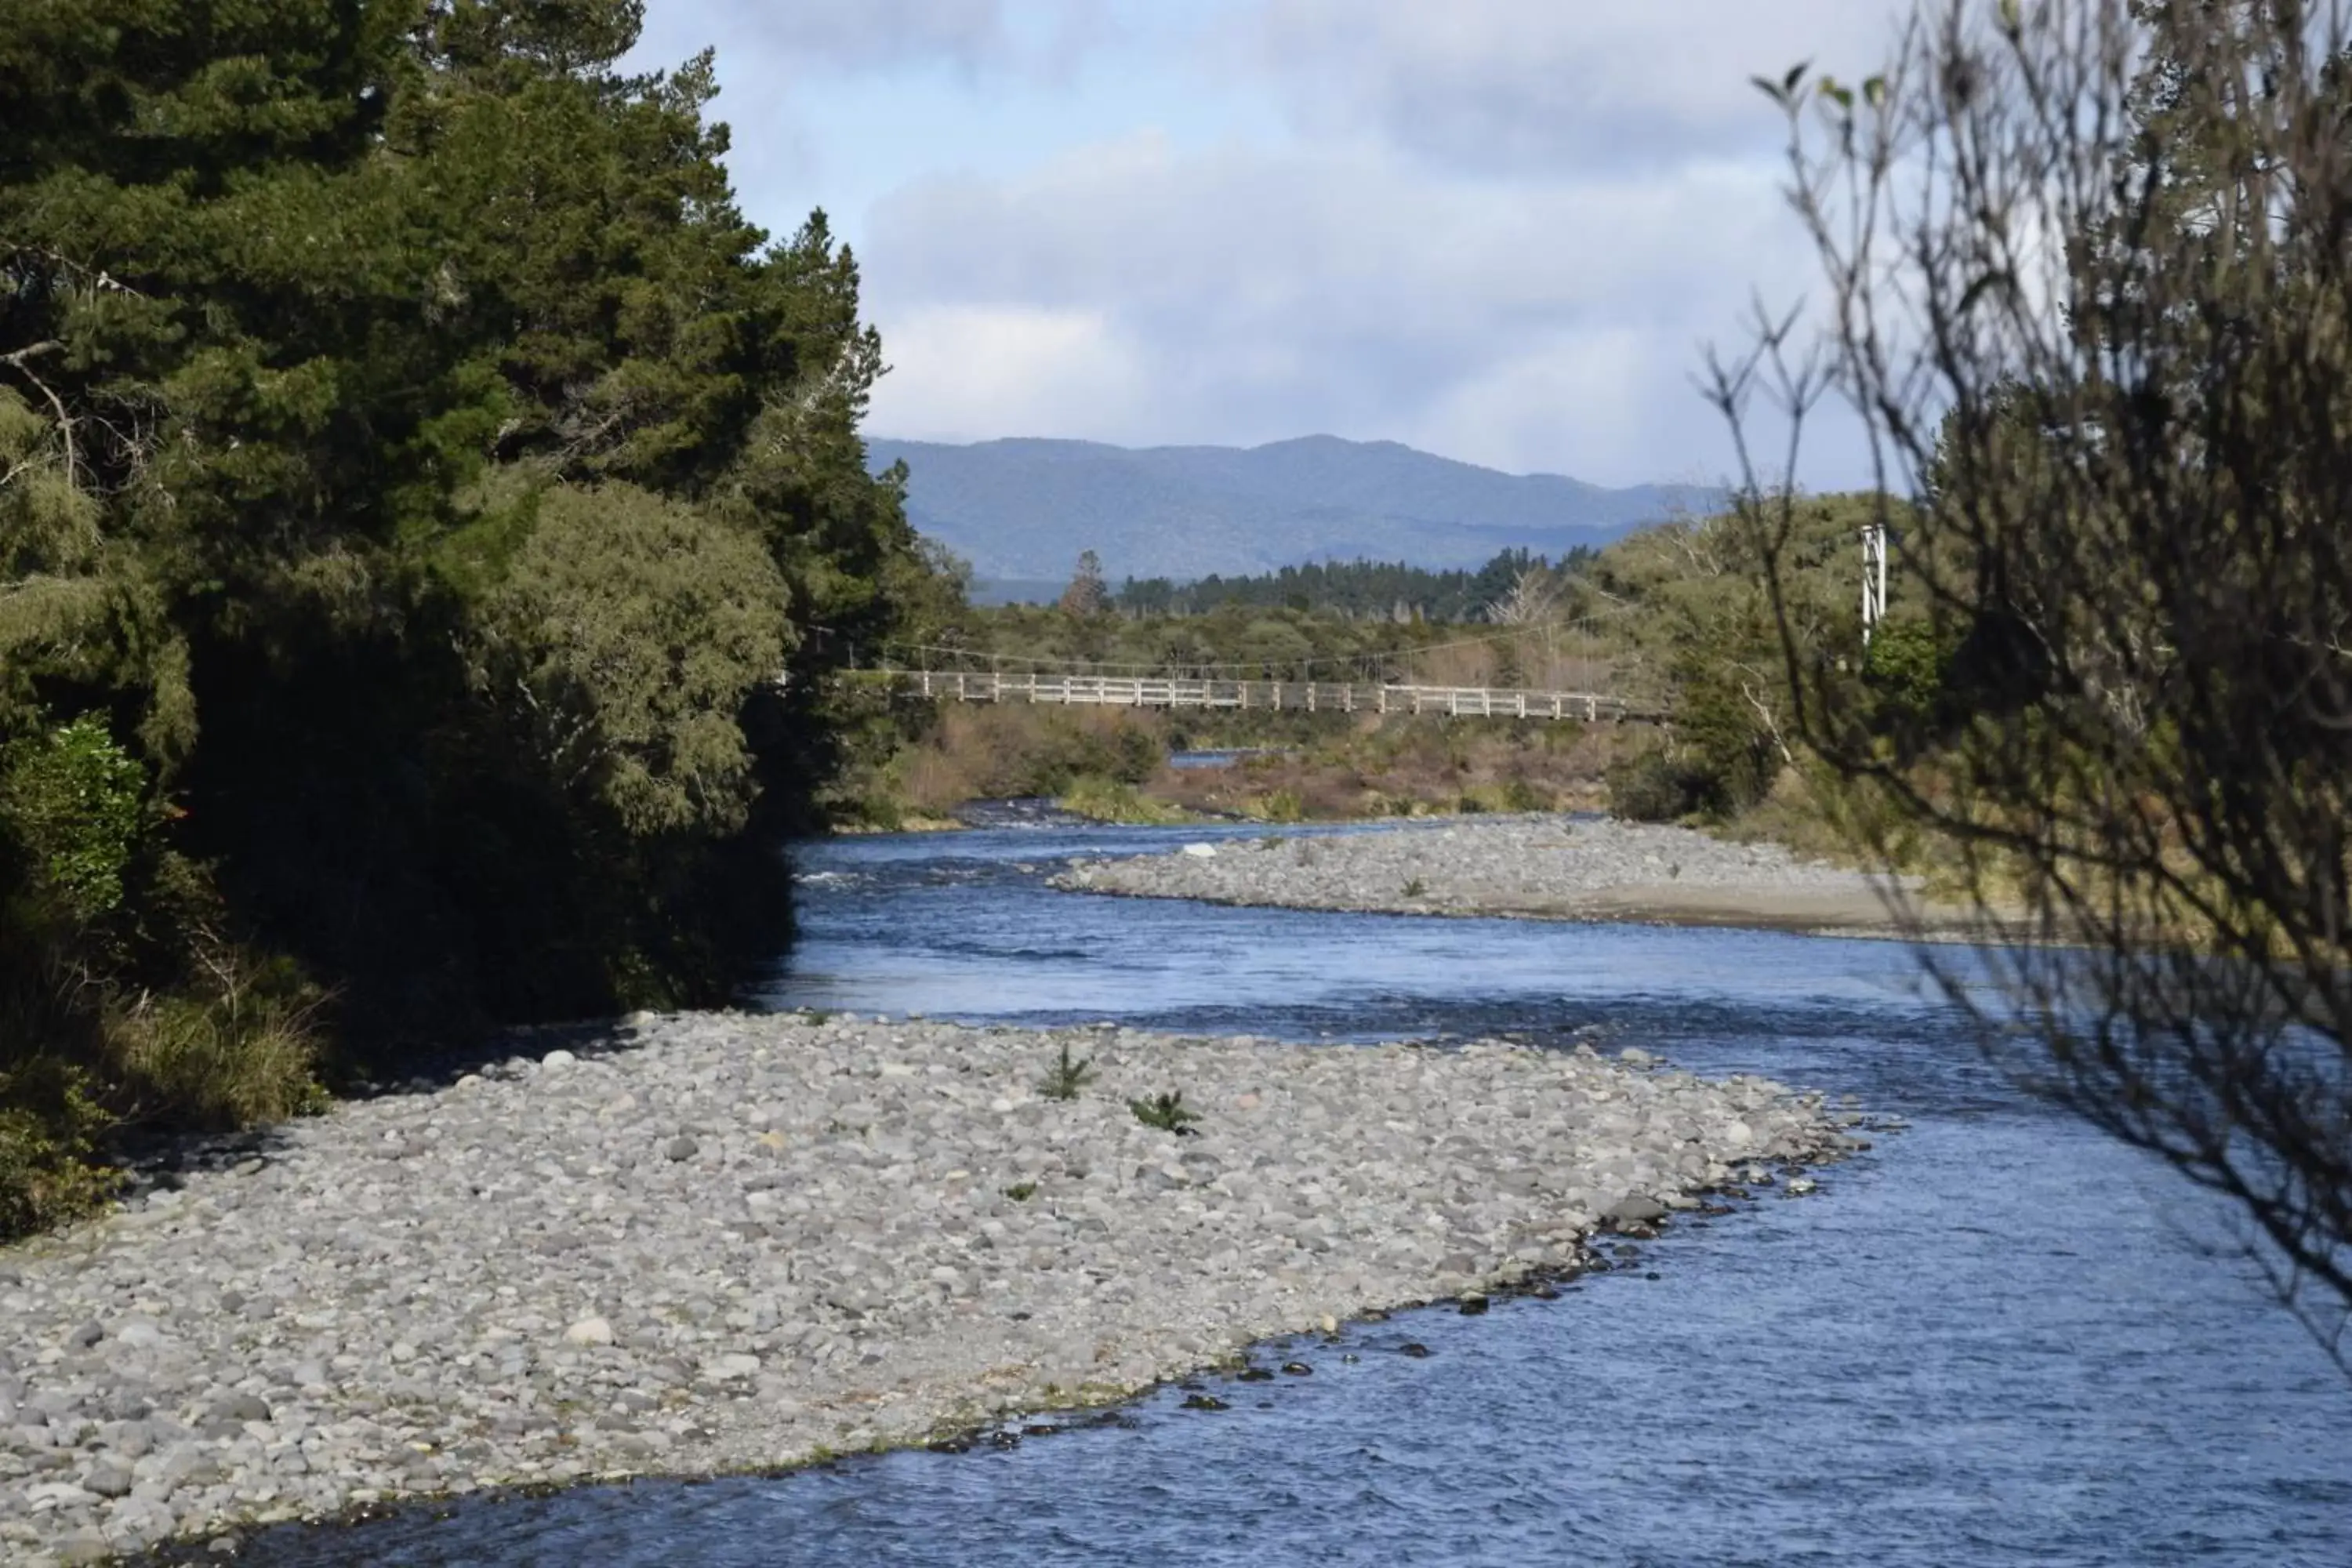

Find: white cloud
[872,303,1152,438]
[862,130,1852,482]
[1239,0,1915,172]
[626,0,1904,484]
[637,0,1126,78]
[681,0,1007,72]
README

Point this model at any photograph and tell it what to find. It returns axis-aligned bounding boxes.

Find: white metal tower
[1861,523,1889,647]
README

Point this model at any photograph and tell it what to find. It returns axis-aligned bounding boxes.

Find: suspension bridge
[872,667,1660,723]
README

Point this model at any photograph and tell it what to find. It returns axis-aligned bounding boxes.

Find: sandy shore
[0,1012,1849,1564]
[1054,816,1976,938]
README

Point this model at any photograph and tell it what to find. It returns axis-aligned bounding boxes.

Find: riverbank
[0,1012,1842,1564]
[1053,815,1964,938]
[829,699,1633,832]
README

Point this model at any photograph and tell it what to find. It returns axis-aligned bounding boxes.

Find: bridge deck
[887,669,1650,722]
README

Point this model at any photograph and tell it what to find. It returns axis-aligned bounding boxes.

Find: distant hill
[865,434,1719,583]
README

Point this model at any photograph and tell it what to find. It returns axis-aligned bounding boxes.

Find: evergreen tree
[0,0,954,1230]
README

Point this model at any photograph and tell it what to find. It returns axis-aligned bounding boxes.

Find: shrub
[1863,619,1959,760]
[1243,788,1305,823]
[1038,1040,1095,1101]
[0,1065,116,1240]
[1058,775,1189,825]
[0,715,147,921]
[1129,1090,1201,1134]
[103,956,325,1131]
[1606,750,1712,822]
[1494,776,1553,814]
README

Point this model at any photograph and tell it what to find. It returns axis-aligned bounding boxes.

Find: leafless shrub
[1710,0,2352,1350]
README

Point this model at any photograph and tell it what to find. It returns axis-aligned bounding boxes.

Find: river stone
[0,1011,1843,1558]
[210,1394,270,1425]
[79,1462,131,1499]
[55,1527,113,1565]
[1604,1195,1671,1227]
[113,1320,163,1351]
[1049,815,1903,924]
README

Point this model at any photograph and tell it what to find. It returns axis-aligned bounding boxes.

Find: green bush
[1243,788,1305,823]
[1606,750,1712,822]
[104,961,325,1131]
[1058,775,1189,825]
[1863,619,1959,758]
[1130,1090,1202,1134]
[0,716,147,922]
[1496,776,1553,813]
[1037,1040,1096,1101]
[0,1063,116,1240]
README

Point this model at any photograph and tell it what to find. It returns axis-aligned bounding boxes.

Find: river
[218,817,2352,1566]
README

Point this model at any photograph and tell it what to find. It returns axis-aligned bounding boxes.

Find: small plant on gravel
[1129,1090,1201,1135]
[1402,877,1427,898]
[1038,1040,1096,1101]
[1003,1181,1038,1201]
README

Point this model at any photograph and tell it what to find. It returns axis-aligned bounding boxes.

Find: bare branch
[1716,0,2352,1338]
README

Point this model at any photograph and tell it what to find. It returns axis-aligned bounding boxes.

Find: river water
[227,818,2352,1566]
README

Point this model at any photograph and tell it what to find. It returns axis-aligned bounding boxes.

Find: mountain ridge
[866,434,1716,581]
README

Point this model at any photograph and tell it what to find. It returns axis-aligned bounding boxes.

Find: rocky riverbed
[1054,816,1926,933]
[0,1012,1849,1565]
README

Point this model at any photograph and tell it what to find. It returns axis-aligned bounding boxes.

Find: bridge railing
[891,669,1648,722]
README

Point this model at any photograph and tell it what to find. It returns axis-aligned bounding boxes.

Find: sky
[626,1,1909,488]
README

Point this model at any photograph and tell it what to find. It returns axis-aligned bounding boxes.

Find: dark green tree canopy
[0,0,954,1230]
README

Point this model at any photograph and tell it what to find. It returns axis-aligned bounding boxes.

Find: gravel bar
[1054,816,1913,931]
[0,1012,1848,1563]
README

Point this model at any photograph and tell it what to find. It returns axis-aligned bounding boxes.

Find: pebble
[563,1316,615,1348]
[0,1013,1842,1555]
[1604,1194,1671,1228]
[1052,816,1886,916]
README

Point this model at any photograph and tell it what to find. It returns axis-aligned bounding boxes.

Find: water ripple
[216,823,2352,1567]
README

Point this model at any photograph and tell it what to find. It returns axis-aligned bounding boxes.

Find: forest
[0,0,958,1232]
[1112,546,1599,622]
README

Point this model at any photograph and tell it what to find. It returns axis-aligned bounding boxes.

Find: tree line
[0,0,956,1232]
[1110,547,1598,622]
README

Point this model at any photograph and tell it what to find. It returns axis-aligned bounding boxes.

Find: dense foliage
[1114,547,1596,622]
[897,601,1458,684]
[0,0,949,1231]
[1580,494,1894,819]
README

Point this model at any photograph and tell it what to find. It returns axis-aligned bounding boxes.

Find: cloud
[1236,0,1912,173]
[874,303,1153,437]
[637,0,1127,79]
[697,0,1007,73]
[860,132,1865,484]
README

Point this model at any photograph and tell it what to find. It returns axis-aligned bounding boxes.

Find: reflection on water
[213,822,2352,1567]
